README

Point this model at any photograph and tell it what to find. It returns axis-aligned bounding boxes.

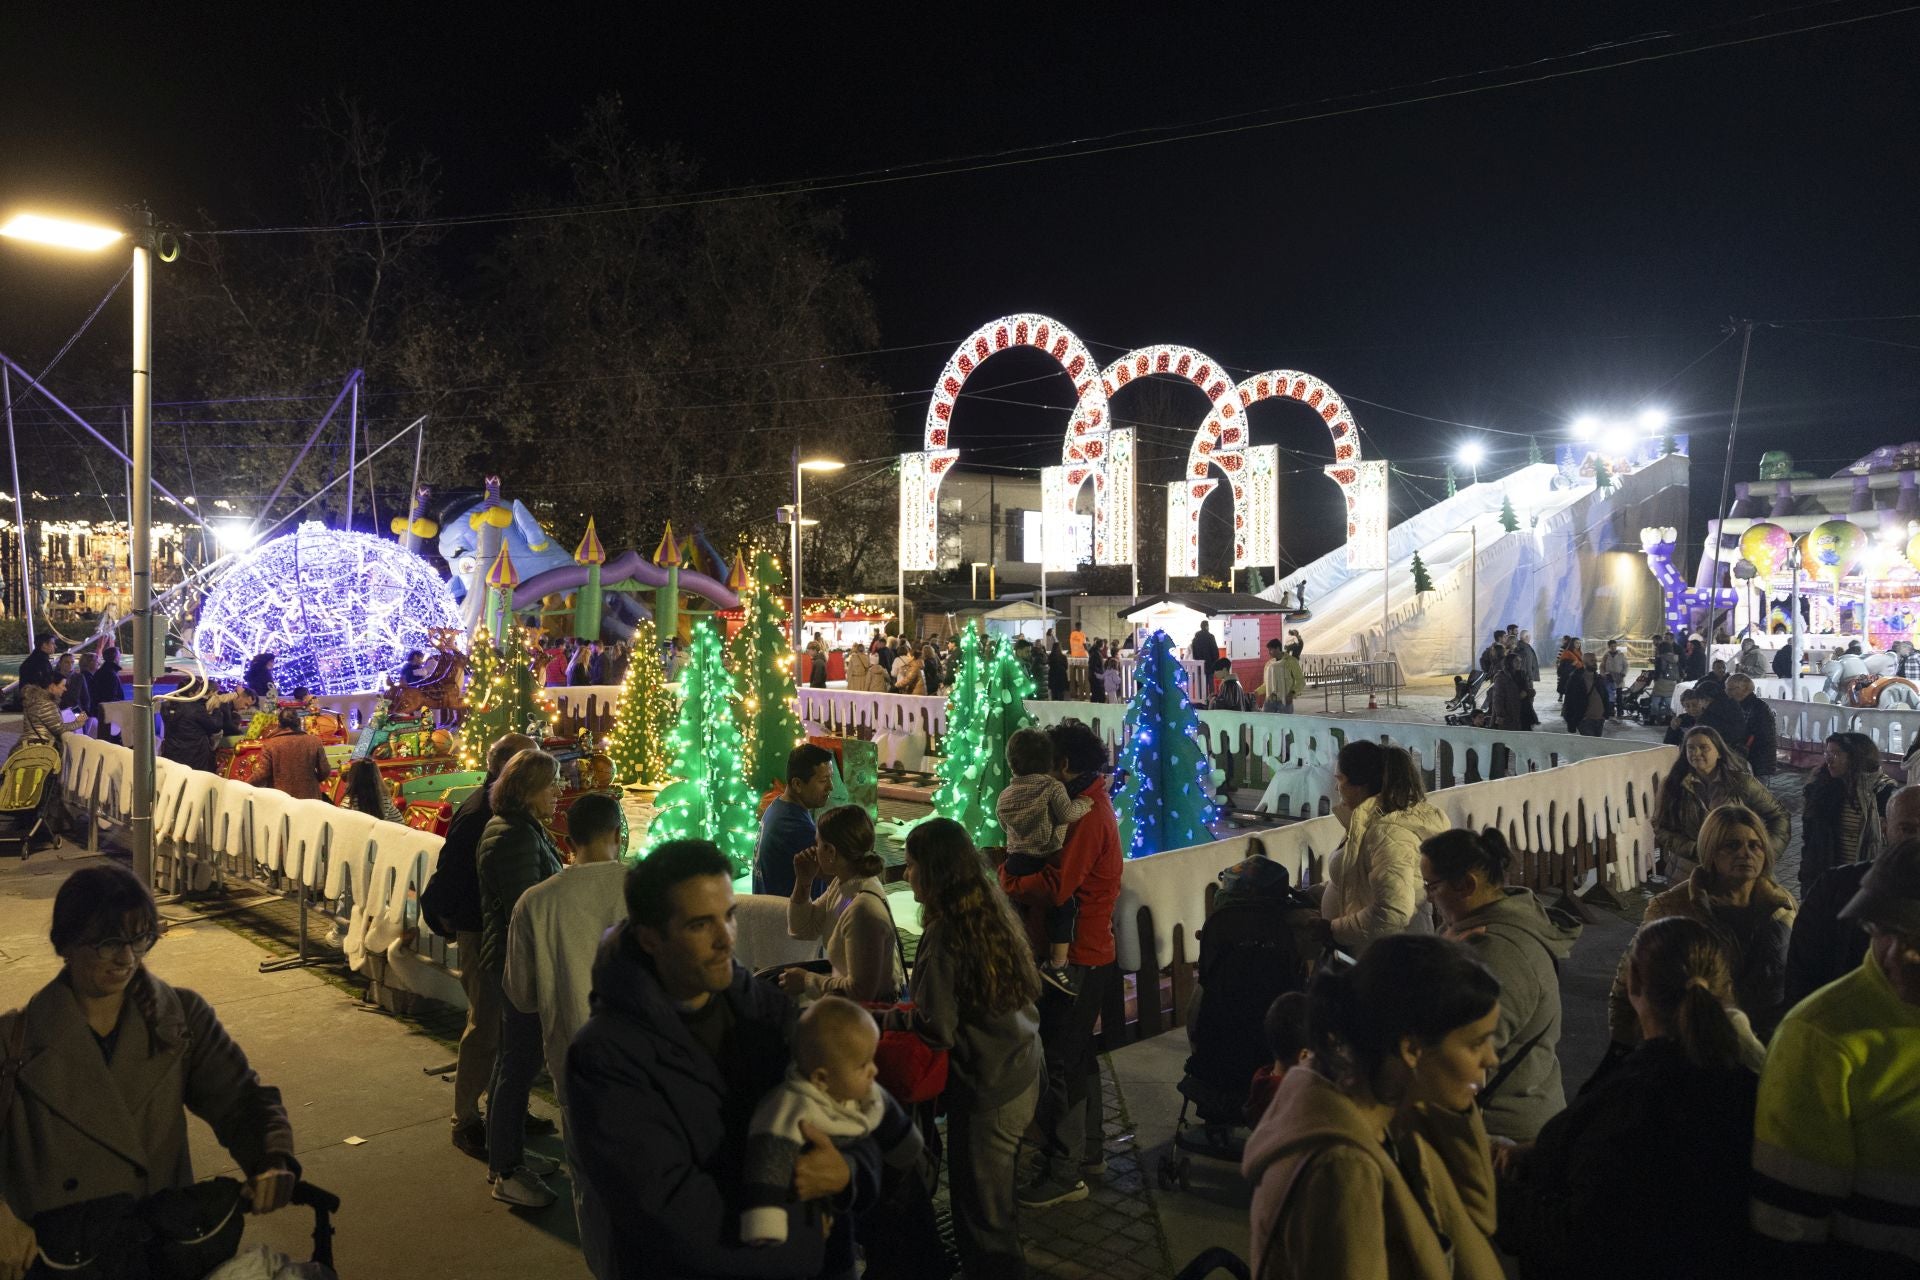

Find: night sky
[3,2,1917,572]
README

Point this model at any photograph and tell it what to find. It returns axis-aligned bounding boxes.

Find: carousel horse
[386,628,469,718]
[1823,653,1920,708]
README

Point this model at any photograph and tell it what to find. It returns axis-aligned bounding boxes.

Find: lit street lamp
[1456,440,1485,487]
[0,209,157,888]
[788,451,842,649]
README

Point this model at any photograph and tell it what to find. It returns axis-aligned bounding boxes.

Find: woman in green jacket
[1653,727,1790,881]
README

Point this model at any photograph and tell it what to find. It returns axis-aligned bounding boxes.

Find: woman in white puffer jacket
[1318,740,1451,954]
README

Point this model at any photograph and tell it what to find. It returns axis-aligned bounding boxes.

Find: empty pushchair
[0,737,63,859]
[1158,852,1318,1191]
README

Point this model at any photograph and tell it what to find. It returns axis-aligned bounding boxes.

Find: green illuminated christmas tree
[1246,567,1266,595]
[1498,495,1520,533]
[1115,630,1217,858]
[645,618,759,874]
[1445,465,1457,497]
[728,550,805,800]
[457,626,553,769]
[1410,552,1435,595]
[933,626,1035,847]
[607,617,678,786]
[1527,436,1543,467]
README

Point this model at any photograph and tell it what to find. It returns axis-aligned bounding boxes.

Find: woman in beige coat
[779,806,904,1003]
[1316,741,1451,954]
[0,865,296,1275]
[1243,934,1504,1279]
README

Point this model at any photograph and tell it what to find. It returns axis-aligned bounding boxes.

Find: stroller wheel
[1157,1155,1192,1192]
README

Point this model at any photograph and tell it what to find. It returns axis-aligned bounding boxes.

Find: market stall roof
[1118,592,1299,619]
[980,600,1061,621]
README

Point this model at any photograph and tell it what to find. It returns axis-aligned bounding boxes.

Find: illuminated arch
[903,314,1116,571]
[1167,370,1367,576]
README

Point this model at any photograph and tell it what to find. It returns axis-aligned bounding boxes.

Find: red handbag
[867,1004,950,1104]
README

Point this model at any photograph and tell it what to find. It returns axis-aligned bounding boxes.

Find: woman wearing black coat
[158,696,228,773]
[1798,731,1896,894]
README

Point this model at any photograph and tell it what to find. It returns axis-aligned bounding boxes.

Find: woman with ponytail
[1243,934,1504,1279]
[1421,827,1583,1142]
[1315,741,1450,954]
[1499,916,1761,1279]
[0,865,296,1271]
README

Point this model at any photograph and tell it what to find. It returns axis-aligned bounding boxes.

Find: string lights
[728,549,806,799]
[606,616,678,787]
[456,624,556,768]
[1115,629,1217,859]
[193,521,464,696]
[645,618,760,874]
[932,625,1035,846]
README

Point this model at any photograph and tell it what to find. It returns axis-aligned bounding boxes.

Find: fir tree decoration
[1595,457,1615,494]
[1662,433,1678,457]
[645,618,759,874]
[932,626,1035,847]
[606,617,678,787]
[1498,495,1520,533]
[1410,552,1435,595]
[727,550,806,799]
[457,625,554,769]
[1246,567,1267,595]
[1445,465,1457,497]
[1115,631,1217,858]
[1527,436,1543,467]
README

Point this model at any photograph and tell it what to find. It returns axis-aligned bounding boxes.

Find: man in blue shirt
[752,743,836,896]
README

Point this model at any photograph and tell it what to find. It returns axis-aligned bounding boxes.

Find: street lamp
[1,209,157,888]
[1637,408,1669,434]
[788,452,842,651]
[1456,441,1485,486]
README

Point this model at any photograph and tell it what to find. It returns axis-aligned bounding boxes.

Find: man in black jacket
[567,840,898,1279]
[1189,622,1220,697]
[1785,785,1920,1003]
[1723,674,1777,777]
[420,731,537,1161]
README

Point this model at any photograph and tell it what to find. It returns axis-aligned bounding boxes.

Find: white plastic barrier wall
[1770,697,1920,763]
[1109,744,1676,973]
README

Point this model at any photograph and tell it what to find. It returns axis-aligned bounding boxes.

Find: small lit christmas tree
[607,617,678,786]
[1527,436,1543,467]
[1410,552,1435,595]
[645,618,759,874]
[728,550,806,800]
[457,627,554,768]
[933,627,1035,847]
[1115,630,1217,859]
[1498,495,1520,533]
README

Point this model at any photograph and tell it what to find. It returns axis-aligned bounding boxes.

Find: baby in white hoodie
[740,996,887,1245]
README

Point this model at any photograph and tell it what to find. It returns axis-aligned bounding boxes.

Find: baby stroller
[1616,670,1654,723]
[1158,852,1318,1191]
[29,1177,340,1278]
[0,737,63,859]
[1443,669,1488,726]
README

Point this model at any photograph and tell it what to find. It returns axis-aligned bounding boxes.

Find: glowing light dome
[193,522,464,695]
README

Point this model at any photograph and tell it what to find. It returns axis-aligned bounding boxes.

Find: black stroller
[1158,852,1318,1191]
[1616,670,1655,723]
[1443,669,1490,726]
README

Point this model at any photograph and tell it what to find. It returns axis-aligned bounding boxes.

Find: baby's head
[1005,727,1058,779]
[795,996,879,1104]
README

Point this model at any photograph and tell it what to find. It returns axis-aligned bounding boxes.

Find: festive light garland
[932,626,1035,847]
[193,521,464,696]
[728,550,806,799]
[1115,630,1217,859]
[606,616,679,787]
[645,618,760,873]
[456,625,556,769]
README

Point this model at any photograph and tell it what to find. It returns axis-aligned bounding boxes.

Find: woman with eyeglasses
[0,864,296,1277]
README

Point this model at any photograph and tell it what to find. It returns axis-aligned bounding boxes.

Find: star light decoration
[1115,630,1218,859]
[193,521,465,696]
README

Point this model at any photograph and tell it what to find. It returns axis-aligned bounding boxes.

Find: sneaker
[451,1120,487,1162]
[1039,963,1079,998]
[1017,1171,1089,1209]
[490,1166,557,1209]
[523,1113,557,1136]
[1080,1155,1109,1179]
[521,1149,559,1176]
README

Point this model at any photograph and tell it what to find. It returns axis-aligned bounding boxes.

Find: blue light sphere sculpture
[193,522,465,695]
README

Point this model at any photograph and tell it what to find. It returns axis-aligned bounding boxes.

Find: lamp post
[0,210,156,888]
[788,451,842,651]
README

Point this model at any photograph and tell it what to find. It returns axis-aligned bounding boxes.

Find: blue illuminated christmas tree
[933,626,1035,847]
[1115,630,1217,858]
